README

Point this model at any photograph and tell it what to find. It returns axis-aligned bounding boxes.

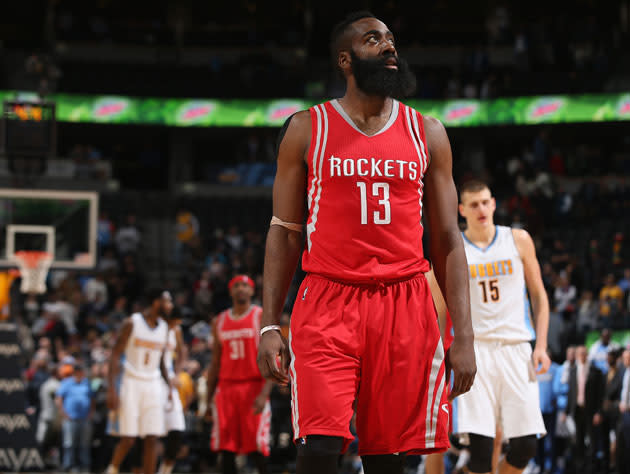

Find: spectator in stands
[554,274,577,315]
[554,346,575,471]
[617,350,630,474]
[599,273,624,327]
[567,346,604,473]
[36,363,61,465]
[84,272,108,309]
[175,208,201,265]
[97,212,115,254]
[56,362,94,472]
[536,350,559,474]
[114,214,141,256]
[603,349,623,474]
[589,329,620,375]
[576,290,598,337]
[26,351,52,411]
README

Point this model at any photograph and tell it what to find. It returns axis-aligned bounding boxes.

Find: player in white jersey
[157,302,187,474]
[455,180,551,474]
[105,289,172,474]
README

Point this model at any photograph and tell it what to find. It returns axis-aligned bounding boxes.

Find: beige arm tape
[270,216,303,233]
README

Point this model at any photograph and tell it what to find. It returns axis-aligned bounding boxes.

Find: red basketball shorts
[289,273,450,456]
[210,379,271,456]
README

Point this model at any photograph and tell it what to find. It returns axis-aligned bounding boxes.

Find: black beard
[350,50,417,99]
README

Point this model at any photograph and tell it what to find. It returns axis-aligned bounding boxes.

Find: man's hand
[446,336,476,401]
[170,376,182,389]
[621,402,628,414]
[252,393,267,414]
[106,388,119,411]
[593,413,602,426]
[257,330,290,385]
[203,406,213,422]
[533,346,551,374]
[559,411,567,423]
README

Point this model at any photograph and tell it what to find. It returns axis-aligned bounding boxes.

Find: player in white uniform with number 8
[454,180,551,474]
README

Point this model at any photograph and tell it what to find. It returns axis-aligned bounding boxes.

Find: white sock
[159,462,174,474]
[106,465,119,474]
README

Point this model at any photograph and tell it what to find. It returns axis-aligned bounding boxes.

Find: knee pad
[362,454,406,474]
[296,435,344,456]
[165,430,183,459]
[506,435,537,469]
[467,433,494,473]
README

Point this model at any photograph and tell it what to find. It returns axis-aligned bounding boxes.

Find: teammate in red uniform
[205,275,272,474]
[257,11,476,474]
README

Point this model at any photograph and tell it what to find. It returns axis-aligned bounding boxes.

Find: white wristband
[260,325,282,336]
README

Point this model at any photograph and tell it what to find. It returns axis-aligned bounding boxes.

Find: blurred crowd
[5,1,629,99]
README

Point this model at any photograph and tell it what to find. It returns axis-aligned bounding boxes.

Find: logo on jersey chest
[329,155,418,181]
[133,338,164,350]
[221,328,255,341]
[468,260,513,279]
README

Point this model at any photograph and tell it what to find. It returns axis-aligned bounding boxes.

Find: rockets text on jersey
[301,100,431,283]
[123,313,168,380]
[216,305,263,382]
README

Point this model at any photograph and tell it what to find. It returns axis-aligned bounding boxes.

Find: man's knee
[467,433,494,473]
[362,454,406,474]
[296,435,344,456]
[506,435,537,469]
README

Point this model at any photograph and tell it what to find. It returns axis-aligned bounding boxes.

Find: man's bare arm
[174,326,187,375]
[423,116,475,400]
[107,319,133,409]
[205,320,222,407]
[257,111,310,385]
[513,228,551,374]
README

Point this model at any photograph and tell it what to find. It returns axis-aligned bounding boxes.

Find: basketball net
[13,251,53,294]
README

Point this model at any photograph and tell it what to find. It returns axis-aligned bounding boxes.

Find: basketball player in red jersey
[257,11,476,474]
[205,275,272,474]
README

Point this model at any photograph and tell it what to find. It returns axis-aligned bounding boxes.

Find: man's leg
[142,435,159,474]
[296,435,342,474]
[107,436,135,473]
[158,430,183,474]
[251,452,268,474]
[221,450,237,474]
[78,418,92,470]
[424,452,445,474]
[61,419,74,470]
[362,453,406,474]
[497,435,537,474]
[467,433,495,474]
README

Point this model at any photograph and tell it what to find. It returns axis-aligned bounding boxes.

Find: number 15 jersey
[463,225,535,342]
[302,100,430,283]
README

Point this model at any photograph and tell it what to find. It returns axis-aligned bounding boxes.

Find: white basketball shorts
[118,374,166,437]
[452,340,546,440]
[163,382,186,432]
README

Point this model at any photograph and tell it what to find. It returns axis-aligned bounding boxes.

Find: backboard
[0,189,98,268]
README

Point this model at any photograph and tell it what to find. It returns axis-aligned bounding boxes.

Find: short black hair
[142,287,167,307]
[330,11,376,60]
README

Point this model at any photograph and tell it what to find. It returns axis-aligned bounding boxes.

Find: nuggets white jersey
[463,225,535,342]
[164,328,177,377]
[123,313,168,380]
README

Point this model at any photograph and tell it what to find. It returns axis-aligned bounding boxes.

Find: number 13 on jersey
[357,182,391,225]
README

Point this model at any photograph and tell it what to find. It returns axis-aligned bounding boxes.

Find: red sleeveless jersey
[302,99,430,282]
[216,305,263,382]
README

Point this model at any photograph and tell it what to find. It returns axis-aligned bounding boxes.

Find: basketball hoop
[13,251,53,294]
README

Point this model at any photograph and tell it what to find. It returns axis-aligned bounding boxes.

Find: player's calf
[467,433,494,473]
[296,435,343,474]
[362,453,406,474]
[505,435,537,470]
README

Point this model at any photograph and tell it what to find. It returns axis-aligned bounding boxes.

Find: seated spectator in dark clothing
[603,349,623,473]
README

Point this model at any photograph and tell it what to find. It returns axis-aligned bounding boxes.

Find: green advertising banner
[2,91,629,128]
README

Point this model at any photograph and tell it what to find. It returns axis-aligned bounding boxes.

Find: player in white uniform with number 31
[455,180,551,474]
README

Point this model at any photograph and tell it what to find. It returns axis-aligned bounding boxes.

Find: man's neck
[339,86,392,121]
[143,310,158,327]
[232,303,251,318]
[464,224,497,248]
